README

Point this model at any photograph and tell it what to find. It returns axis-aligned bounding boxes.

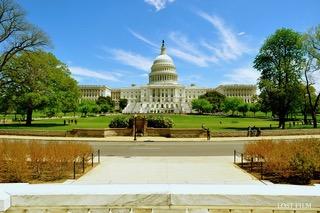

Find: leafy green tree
[79,99,95,116]
[100,104,111,113]
[191,99,213,114]
[91,104,101,114]
[254,28,305,129]
[238,103,249,116]
[222,97,243,115]
[1,51,79,125]
[119,98,128,110]
[249,103,260,116]
[0,0,50,88]
[199,91,225,112]
[96,96,115,108]
[303,24,320,127]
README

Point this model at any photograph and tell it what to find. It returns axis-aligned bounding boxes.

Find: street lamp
[134,114,137,141]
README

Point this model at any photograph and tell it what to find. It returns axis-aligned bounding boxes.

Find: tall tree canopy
[199,91,225,112]
[254,28,305,129]
[0,0,50,88]
[303,24,320,128]
[1,51,80,125]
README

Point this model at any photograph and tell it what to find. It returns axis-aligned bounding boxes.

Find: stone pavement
[70,156,266,185]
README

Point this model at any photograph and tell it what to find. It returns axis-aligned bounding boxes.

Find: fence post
[98,149,100,163]
[251,157,253,172]
[82,157,85,173]
[241,153,243,167]
[233,150,236,164]
[260,161,263,180]
[92,153,94,167]
[73,161,76,179]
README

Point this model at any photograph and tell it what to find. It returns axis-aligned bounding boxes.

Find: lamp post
[134,114,137,141]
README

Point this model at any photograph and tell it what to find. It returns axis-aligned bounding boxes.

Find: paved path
[71,156,265,185]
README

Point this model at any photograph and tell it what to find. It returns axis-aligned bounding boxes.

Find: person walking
[207,128,211,140]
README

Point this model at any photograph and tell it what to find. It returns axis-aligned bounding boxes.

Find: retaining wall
[1,128,320,138]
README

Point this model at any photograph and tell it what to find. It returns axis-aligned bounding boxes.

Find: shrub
[0,140,93,182]
[1,141,29,182]
[244,138,320,184]
[146,115,174,128]
[108,115,131,128]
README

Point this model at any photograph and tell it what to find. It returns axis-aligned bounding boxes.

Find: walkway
[71,156,265,185]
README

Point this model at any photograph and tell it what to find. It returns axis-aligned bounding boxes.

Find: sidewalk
[69,156,266,185]
[1,134,320,142]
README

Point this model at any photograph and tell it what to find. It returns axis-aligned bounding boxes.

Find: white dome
[149,41,178,85]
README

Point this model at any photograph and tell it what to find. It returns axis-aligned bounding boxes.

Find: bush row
[244,138,320,184]
[0,140,93,182]
[108,115,174,128]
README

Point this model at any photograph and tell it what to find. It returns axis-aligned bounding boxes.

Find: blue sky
[16,0,320,89]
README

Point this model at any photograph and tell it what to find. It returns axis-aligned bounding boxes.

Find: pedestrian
[247,126,251,137]
[202,123,206,130]
[75,119,77,125]
[207,128,211,140]
[252,126,257,136]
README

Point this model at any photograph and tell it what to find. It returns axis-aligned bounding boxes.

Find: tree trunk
[312,112,318,128]
[26,108,33,126]
[279,110,286,129]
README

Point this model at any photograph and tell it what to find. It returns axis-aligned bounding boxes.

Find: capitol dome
[149,40,178,85]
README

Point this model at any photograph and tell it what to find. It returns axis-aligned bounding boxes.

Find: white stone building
[79,85,111,100]
[79,41,256,113]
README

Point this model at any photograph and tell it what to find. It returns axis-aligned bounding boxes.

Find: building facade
[79,41,256,113]
[79,85,111,100]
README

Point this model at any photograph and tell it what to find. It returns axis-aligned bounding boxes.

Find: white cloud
[69,66,120,82]
[238,32,246,36]
[222,66,260,85]
[168,32,218,67]
[144,0,174,11]
[195,10,249,61]
[128,29,158,48]
[106,48,153,71]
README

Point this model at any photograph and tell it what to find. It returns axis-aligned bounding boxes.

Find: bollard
[260,161,263,180]
[241,153,243,168]
[82,157,85,173]
[92,153,94,167]
[98,149,101,163]
[73,161,76,179]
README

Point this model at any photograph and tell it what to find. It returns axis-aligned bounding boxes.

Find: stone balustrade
[1,184,320,212]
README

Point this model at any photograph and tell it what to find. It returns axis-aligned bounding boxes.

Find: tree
[100,104,110,113]
[79,99,95,116]
[119,98,128,110]
[96,96,115,108]
[303,24,320,128]
[254,28,305,129]
[249,103,260,116]
[191,99,213,114]
[1,51,79,125]
[238,103,249,116]
[199,91,225,112]
[0,0,50,88]
[222,97,243,115]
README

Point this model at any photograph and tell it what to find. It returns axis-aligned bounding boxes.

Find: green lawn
[0,113,307,131]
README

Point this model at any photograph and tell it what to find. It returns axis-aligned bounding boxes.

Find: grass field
[0,113,314,131]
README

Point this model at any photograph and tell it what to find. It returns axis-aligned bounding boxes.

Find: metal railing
[73,149,100,179]
[233,150,264,180]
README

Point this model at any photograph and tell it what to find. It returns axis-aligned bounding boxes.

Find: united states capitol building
[79,41,256,113]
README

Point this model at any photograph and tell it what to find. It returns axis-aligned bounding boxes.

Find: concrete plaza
[71,156,265,185]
